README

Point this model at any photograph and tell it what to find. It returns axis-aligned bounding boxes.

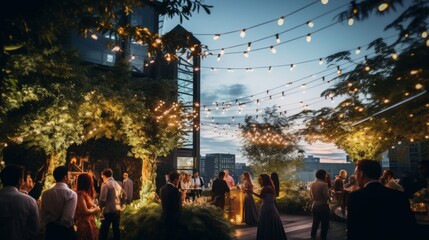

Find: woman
[180,173,192,202]
[251,174,287,240]
[270,172,280,197]
[241,172,258,226]
[75,173,100,240]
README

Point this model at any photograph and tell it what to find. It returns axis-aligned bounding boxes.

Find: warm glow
[348,17,354,26]
[321,0,329,4]
[415,83,424,89]
[378,2,389,12]
[422,31,428,38]
[391,53,398,60]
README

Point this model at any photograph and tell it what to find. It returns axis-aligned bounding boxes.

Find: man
[160,171,182,222]
[382,169,404,192]
[347,159,417,240]
[41,166,77,240]
[0,165,40,240]
[212,171,230,210]
[99,168,123,240]
[223,169,235,189]
[191,170,204,199]
[121,171,133,204]
[310,169,330,240]
[333,169,347,201]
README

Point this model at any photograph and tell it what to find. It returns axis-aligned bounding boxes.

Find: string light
[391,53,398,60]
[426,39,429,47]
[243,51,249,57]
[307,21,314,28]
[321,0,329,4]
[111,45,121,52]
[278,16,285,26]
[290,64,295,71]
[319,58,323,65]
[422,31,428,38]
[240,29,246,38]
[217,54,221,61]
[337,66,342,75]
[348,17,354,26]
[213,34,221,40]
[355,47,361,55]
[247,42,252,51]
[306,33,312,42]
[91,33,98,40]
[270,46,277,54]
[378,2,389,12]
[220,48,225,55]
[276,34,281,44]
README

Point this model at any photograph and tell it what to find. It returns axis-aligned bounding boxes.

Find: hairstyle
[218,171,226,179]
[339,169,347,176]
[243,172,253,189]
[0,164,24,187]
[53,166,68,182]
[122,171,129,175]
[102,168,113,178]
[315,169,327,180]
[270,172,280,196]
[77,173,95,198]
[384,169,394,178]
[259,174,275,190]
[356,159,382,180]
[169,171,180,182]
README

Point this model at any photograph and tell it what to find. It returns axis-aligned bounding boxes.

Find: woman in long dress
[251,174,287,240]
[241,172,258,226]
[75,173,100,240]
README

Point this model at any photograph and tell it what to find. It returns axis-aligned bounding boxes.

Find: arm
[99,183,108,208]
[60,191,77,227]
[77,194,100,215]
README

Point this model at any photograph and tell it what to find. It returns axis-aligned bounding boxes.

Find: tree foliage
[293,0,429,162]
[240,107,304,175]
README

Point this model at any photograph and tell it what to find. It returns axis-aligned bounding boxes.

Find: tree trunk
[140,154,157,202]
[43,151,66,191]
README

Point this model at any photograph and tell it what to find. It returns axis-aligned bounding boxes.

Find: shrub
[121,201,236,240]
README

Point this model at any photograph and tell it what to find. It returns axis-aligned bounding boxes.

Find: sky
[162,0,408,163]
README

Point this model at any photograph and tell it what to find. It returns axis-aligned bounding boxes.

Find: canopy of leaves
[240,106,303,175]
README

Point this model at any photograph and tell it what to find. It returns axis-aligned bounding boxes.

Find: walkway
[235,214,347,240]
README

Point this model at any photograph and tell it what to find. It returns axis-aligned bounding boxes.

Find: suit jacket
[211,179,230,199]
[122,179,133,204]
[160,183,182,220]
[347,181,417,240]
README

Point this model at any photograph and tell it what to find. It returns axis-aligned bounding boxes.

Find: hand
[94,206,101,213]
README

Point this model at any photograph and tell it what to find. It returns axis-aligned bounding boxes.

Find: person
[270,172,280,197]
[211,171,230,210]
[251,174,287,240]
[121,171,133,204]
[29,169,44,201]
[382,169,404,192]
[309,169,330,240]
[241,172,258,226]
[20,170,34,194]
[223,169,235,188]
[75,173,100,240]
[325,173,332,189]
[179,173,192,202]
[191,170,204,199]
[41,166,78,240]
[347,159,417,240]
[333,169,347,201]
[160,171,182,222]
[0,165,40,240]
[99,168,124,240]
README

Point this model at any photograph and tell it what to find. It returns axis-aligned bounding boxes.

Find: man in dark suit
[160,171,182,222]
[347,159,417,240]
[211,171,230,210]
[121,171,133,204]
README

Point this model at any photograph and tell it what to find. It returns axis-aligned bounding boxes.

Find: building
[388,141,429,179]
[68,6,200,176]
[296,155,356,183]
[200,153,236,185]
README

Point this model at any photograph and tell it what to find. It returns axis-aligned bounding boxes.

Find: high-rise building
[200,153,236,184]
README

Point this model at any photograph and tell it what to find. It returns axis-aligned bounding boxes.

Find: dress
[75,191,98,240]
[242,181,258,226]
[256,186,287,240]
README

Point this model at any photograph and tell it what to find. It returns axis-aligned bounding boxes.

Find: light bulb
[217,54,221,61]
[111,45,121,52]
[247,42,251,51]
[378,2,389,12]
[422,31,428,38]
[276,34,280,44]
[321,0,329,4]
[306,34,312,42]
[290,64,295,71]
[91,33,98,40]
[220,48,225,55]
[426,39,429,47]
[213,34,220,40]
[240,29,246,38]
[391,53,398,60]
[270,46,276,54]
[243,51,249,57]
[319,58,323,65]
[355,47,361,55]
[307,21,314,28]
[348,17,354,26]
[278,17,285,26]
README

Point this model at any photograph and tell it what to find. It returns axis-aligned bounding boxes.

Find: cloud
[201,84,249,105]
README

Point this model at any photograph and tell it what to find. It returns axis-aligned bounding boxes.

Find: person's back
[212,172,230,209]
[347,160,416,240]
[0,165,40,240]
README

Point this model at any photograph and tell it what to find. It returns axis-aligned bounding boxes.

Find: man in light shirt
[41,165,77,240]
[223,169,235,189]
[121,171,133,204]
[0,164,40,240]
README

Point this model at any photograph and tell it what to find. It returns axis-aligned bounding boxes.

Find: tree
[240,106,304,176]
[293,0,429,161]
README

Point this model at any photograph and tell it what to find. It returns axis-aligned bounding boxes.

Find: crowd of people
[0,165,133,240]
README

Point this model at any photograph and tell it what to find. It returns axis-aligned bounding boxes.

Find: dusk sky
[162,0,409,163]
